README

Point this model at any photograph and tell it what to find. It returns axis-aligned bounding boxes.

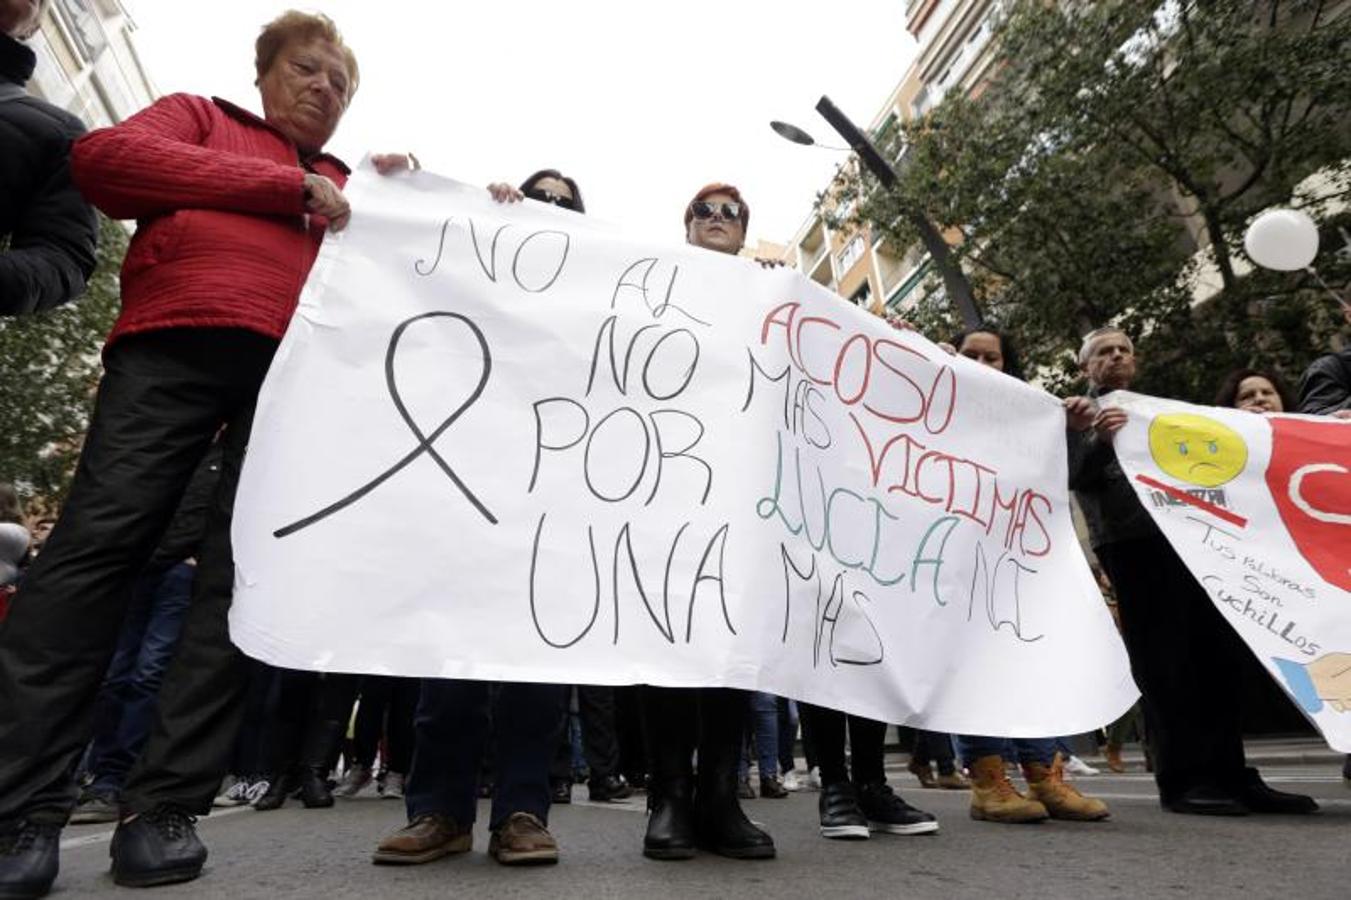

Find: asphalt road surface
[53,763,1349,899]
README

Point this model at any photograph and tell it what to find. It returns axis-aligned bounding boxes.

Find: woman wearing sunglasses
[487,168,585,212]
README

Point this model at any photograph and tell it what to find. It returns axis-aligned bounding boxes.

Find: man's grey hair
[1077,326,1132,367]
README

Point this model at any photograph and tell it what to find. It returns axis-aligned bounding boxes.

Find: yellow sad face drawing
[1148,413,1248,488]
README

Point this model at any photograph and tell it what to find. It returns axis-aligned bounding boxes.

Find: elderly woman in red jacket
[0,11,412,897]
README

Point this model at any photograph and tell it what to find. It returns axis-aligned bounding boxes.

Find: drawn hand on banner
[1275,653,1351,713]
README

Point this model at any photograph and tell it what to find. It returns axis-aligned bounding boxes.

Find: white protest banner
[230,164,1137,735]
[1109,391,1351,751]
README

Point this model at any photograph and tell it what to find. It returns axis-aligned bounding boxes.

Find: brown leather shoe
[488,812,559,866]
[935,771,970,790]
[371,813,472,865]
[907,758,937,789]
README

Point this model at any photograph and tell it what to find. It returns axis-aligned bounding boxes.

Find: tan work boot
[1023,754,1111,821]
[968,755,1048,824]
[372,813,472,865]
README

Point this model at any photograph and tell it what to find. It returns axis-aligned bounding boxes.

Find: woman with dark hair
[950,325,1025,381]
[940,324,1111,824]
[1214,367,1295,414]
[487,169,585,213]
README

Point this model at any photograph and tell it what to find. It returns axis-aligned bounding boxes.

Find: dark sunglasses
[690,200,742,222]
[524,187,576,209]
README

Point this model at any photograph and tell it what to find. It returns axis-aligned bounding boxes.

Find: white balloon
[1244,208,1319,271]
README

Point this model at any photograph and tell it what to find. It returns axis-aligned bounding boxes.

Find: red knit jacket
[70,93,350,345]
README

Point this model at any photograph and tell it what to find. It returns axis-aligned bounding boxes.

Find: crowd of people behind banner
[1,5,1349,897]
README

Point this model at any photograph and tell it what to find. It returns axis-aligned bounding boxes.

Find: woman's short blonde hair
[254,10,359,100]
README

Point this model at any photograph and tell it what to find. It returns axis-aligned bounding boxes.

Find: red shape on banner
[1265,417,1351,592]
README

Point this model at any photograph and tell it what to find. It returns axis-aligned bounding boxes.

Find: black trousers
[613,685,648,783]
[551,685,621,783]
[640,686,746,782]
[0,328,276,823]
[1096,533,1247,800]
[407,680,565,829]
[351,675,420,774]
[798,706,887,786]
[909,729,957,776]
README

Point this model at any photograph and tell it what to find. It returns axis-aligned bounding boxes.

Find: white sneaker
[380,771,405,799]
[244,778,271,804]
[213,777,248,808]
[781,770,803,792]
[335,763,374,798]
[1064,755,1100,777]
[806,766,822,791]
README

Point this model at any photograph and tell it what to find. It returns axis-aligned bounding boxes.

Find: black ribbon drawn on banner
[274,311,497,538]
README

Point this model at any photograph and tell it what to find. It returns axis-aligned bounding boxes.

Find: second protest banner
[1109,391,1351,751]
[229,164,1137,736]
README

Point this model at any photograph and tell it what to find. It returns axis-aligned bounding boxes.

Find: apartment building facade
[781,0,1002,315]
[26,0,156,127]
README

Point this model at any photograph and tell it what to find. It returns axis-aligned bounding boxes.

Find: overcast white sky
[123,1,916,249]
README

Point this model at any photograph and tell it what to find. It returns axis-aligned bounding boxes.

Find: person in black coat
[1297,301,1351,419]
[0,0,98,315]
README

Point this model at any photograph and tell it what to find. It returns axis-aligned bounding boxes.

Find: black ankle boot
[109,806,206,888]
[0,819,61,898]
[693,694,775,860]
[643,776,696,860]
[253,772,298,811]
[298,720,344,809]
[298,768,333,808]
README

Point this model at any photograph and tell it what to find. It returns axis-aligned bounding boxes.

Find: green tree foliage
[852,0,1351,398]
[0,216,126,510]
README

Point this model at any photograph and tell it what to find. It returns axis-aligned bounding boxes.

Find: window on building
[849,282,873,308]
[837,235,864,274]
[54,0,106,62]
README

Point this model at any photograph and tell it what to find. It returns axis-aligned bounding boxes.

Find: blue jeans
[83,562,195,795]
[958,734,1058,767]
[406,679,565,829]
[738,692,780,780]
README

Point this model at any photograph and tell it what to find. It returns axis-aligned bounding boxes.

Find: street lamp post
[775,95,982,328]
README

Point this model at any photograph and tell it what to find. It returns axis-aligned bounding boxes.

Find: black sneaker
[109,806,206,888]
[70,789,120,825]
[0,819,61,899]
[857,781,940,835]
[818,782,869,840]
[549,778,572,804]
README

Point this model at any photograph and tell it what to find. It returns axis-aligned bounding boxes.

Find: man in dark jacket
[0,0,98,315]
[1297,301,1351,418]
[1065,327,1316,818]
